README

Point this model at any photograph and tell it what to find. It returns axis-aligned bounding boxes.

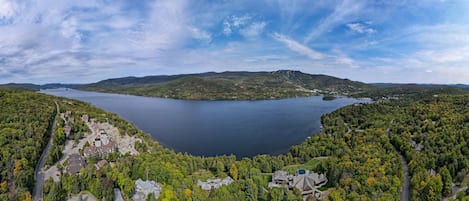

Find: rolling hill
[77,70,373,100]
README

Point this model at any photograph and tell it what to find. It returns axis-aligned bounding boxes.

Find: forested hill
[76,70,372,100]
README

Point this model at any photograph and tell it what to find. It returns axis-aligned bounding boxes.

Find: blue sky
[0,0,468,84]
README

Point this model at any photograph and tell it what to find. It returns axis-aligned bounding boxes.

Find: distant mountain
[0,83,79,91]
[371,83,469,88]
[361,83,468,99]
[451,84,469,89]
[77,70,373,100]
[0,83,42,91]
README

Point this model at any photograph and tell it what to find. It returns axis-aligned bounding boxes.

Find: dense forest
[0,87,468,201]
[0,89,56,200]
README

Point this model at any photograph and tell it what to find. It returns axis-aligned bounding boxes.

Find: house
[68,117,74,124]
[132,179,162,201]
[81,114,89,123]
[197,177,234,191]
[84,129,116,157]
[95,159,108,170]
[66,154,86,174]
[83,141,116,157]
[63,125,71,136]
[410,140,424,151]
[268,170,291,188]
[268,169,327,199]
[291,170,327,196]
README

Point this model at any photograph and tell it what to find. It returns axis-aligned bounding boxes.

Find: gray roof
[67,154,86,174]
[133,179,162,201]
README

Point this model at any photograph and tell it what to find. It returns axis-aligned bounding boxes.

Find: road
[386,119,410,201]
[33,101,59,201]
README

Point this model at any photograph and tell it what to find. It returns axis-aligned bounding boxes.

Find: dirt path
[386,119,410,201]
[33,101,59,201]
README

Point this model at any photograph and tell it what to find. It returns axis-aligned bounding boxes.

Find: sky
[0,0,469,84]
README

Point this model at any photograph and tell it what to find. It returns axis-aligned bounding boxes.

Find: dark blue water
[42,88,367,157]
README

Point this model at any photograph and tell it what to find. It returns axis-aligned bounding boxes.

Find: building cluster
[268,169,327,199]
[83,129,116,157]
[132,179,162,201]
[197,177,234,191]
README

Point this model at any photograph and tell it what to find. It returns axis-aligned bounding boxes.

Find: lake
[42,88,368,157]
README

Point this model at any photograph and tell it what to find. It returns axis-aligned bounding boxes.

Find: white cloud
[240,21,266,38]
[231,15,251,27]
[0,0,18,19]
[273,33,324,60]
[346,23,376,34]
[223,15,252,35]
[223,20,232,35]
[223,14,267,39]
[189,26,212,42]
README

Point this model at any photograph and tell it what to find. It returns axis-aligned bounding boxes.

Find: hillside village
[41,110,156,200]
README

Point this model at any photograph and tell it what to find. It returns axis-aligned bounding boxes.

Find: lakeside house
[197,177,234,191]
[268,169,327,199]
[66,154,86,174]
[83,129,116,157]
[132,179,162,201]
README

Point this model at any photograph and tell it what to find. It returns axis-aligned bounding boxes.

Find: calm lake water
[42,88,368,157]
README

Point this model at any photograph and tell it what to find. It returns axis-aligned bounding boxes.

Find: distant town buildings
[66,154,86,174]
[132,179,162,201]
[197,177,234,191]
[268,169,327,199]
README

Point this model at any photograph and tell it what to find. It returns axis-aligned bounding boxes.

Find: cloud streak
[273,33,324,60]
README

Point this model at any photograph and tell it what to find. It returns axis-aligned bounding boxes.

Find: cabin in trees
[268,169,327,199]
[132,179,162,201]
[197,177,234,190]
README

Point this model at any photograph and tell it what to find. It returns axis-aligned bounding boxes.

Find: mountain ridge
[76,70,372,100]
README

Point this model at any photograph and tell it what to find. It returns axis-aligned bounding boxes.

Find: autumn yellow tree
[229,163,238,180]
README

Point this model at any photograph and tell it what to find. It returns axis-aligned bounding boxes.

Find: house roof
[133,179,162,201]
[84,141,116,157]
[67,154,86,174]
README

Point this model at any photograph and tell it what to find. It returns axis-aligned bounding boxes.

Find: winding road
[386,119,410,201]
[32,101,59,201]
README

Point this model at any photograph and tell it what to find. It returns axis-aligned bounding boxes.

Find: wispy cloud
[223,15,252,35]
[189,26,212,42]
[273,33,324,60]
[240,21,267,38]
[346,22,376,34]
[304,0,365,43]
